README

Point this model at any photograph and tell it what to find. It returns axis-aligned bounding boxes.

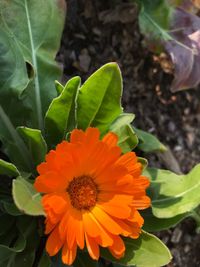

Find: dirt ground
[56,0,200,266]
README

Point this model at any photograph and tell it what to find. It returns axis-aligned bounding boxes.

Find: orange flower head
[34,127,150,265]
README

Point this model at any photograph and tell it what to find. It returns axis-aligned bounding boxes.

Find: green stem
[24,0,44,132]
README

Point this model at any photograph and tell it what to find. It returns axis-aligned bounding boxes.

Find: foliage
[136,0,200,91]
[0,0,199,267]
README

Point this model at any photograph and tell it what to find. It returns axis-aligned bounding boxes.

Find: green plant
[0,1,200,267]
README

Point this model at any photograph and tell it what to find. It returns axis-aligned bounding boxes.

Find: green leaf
[0,26,29,106]
[0,225,26,263]
[55,80,65,95]
[110,113,138,153]
[138,157,148,170]
[134,127,167,153]
[51,252,70,267]
[74,252,98,267]
[101,231,172,267]
[145,164,200,218]
[3,202,22,216]
[38,251,51,267]
[0,0,66,130]
[17,127,47,167]
[0,106,33,172]
[137,0,173,51]
[0,159,19,177]
[12,177,45,216]
[77,63,123,133]
[142,208,189,232]
[45,77,81,146]
[13,217,39,267]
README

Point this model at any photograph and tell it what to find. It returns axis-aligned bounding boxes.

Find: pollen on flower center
[67,175,98,210]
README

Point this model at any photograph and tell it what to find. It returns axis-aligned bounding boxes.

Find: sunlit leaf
[0,159,19,177]
[12,177,45,216]
[45,77,81,146]
[101,231,172,267]
[110,113,138,152]
[145,164,200,218]
[17,127,47,167]
[77,63,123,134]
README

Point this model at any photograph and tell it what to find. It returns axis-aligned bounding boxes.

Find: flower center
[67,175,98,210]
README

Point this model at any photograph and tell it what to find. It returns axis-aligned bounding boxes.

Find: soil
[57,0,200,266]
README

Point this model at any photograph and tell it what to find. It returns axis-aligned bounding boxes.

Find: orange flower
[34,127,150,265]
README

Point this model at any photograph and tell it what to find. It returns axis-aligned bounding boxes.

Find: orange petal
[59,206,85,249]
[62,241,77,265]
[42,193,68,225]
[133,195,151,209]
[116,152,137,168]
[108,235,125,259]
[37,162,48,175]
[70,129,85,144]
[91,206,122,235]
[46,226,63,256]
[45,218,56,234]
[98,194,133,219]
[102,132,118,147]
[83,211,113,246]
[34,171,68,193]
[85,232,100,260]
[85,127,100,144]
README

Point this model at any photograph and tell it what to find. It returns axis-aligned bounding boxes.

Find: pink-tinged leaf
[138,0,200,91]
[166,8,200,91]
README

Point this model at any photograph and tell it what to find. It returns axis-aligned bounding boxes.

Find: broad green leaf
[0,226,26,263]
[0,106,33,172]
[0,27,29,120]
[142,208,189,232]
[0,0,66,130]
[0,216,40,267]
[0,159,19,177]
[13,217,39,267]
[145,164,200,218]
[101,231,172,267]
[45,77,81,146]
[110,113,138,152]
[17,127,47,167]
[74,252,98,267]
[38,251,51,267]
[12,177,45,216]
[77,63,123,133]
[134,127,167,153]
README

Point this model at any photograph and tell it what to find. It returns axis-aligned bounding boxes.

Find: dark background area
[57,1,200,266]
